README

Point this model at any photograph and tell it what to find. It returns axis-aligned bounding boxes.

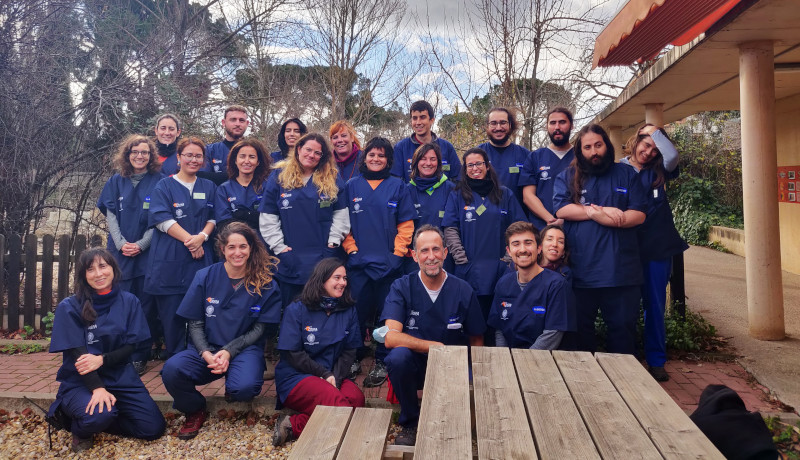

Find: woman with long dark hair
[341,137,416,387]
[161,223,281,440]
[621,124,688,381]
[145,137,216,358]
[214,138,272,235]
[442,147,526,343]
[153,113,182,176]
[538,224,572,283]
[270,118,308,164]
[259,133,349,307]
[48,248,165,453]
[272,258,364,446]
[97,135,164,374]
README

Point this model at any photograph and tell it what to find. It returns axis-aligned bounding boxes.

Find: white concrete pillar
[608,125,625,160]
[739,40,785,340]
[645,103,665,127]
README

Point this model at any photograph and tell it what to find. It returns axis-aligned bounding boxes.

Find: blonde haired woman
[259,133,350,307]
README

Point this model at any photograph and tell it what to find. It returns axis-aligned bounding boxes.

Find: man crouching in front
[379,224,485,446]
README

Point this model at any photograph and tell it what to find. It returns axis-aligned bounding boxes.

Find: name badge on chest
[193,192,206,200]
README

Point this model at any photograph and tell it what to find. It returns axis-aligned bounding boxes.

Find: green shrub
[669,176,743,245]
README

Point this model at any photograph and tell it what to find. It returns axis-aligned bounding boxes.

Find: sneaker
[178,410,207,440]
[263,359,275,381]
[132,361,147,376]
[71,434,93,453]
[394,425,417,446]
[648,366,669,382]
[363,360,387,388]
[347,359,362,380]
[272,414,294,446]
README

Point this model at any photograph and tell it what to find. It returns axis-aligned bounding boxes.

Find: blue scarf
[410,174,448,196]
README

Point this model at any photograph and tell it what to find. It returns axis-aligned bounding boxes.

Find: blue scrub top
[160,154,179,176]
[204,140,233,174]
[441,186,526,295]
[553,163,649,288]
[50,291,150,392]
[488,269,573,348]
[215,179,264,225]
[274,301,361,403]
[260,170,347,284]
[477,142,530,207]
[345,175,417,280]
[407,175,454,228]
[381,273,486,344]
[620,161,689,261]
[336,151,362,183]
[97,172,163,280]
[144,176,216,295]
[177,263,281,349]
[519,147,575,230]
[270,151,285,165]
[392,136,461,182]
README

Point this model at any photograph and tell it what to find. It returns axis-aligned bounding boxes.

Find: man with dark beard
[477,108,530,208]
[520,107,575,229]
[379,225,485,446]
[488,221,573,350]
[202,105,250,185]
[552,124,648,357]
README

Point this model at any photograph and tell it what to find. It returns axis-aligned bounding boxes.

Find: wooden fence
[0,233,97,332]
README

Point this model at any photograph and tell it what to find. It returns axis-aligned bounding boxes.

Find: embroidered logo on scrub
[463,205,476,222]
[352,197,363,213]
[501,301,511,320]
[407,310,420,330]
[304,326,319,345]
[532,306,546,314]
[205,297,219,318]
[87,324,98,345]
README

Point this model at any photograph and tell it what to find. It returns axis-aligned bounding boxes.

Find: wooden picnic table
[287,346,724,459]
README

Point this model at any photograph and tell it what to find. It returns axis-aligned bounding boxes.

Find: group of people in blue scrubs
[48,100,685,451]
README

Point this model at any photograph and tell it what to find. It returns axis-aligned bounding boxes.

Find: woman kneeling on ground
[48,248,165,453]
[272,258,365,446]
[161,222,282,440]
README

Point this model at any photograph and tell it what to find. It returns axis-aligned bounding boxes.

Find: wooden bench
[595,352,724,459]
[287,405,393,460]
[414,345,472,459]
[512,349,601,459]
[472,346,538,459]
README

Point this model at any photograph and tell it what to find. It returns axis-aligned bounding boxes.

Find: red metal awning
[593,0,742,68]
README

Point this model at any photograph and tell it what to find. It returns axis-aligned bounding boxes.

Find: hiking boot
[347,359,362,380]
[177,410,207,440]
[272,414,294,446]
[263,359,275,381]
[71,434,93,453]
[394,425,417,446]
[363,360,387,388]
[649,366,669,382]
[132,361,147,376]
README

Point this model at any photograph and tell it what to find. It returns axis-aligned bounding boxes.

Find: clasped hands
[585,204,626,227]
[202,349,231,374]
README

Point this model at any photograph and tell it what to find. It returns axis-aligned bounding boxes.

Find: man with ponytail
[553,124,649,357]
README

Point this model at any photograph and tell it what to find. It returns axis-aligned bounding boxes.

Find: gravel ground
[0,408,295,459]
[0,408,403,459]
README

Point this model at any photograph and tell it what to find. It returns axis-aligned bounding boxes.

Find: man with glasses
[519,107,575,230]
[202,105,250,185]
[477,107,531,208]
[392,100,461,182]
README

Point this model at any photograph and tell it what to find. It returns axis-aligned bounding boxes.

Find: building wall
[776,92,800,275]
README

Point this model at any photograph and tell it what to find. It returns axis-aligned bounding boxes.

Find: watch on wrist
[199,231,209,241]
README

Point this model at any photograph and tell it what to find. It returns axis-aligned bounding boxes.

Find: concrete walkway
[684,245,800,412]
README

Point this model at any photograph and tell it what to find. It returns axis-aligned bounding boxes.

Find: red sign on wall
[778,166,800,203]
